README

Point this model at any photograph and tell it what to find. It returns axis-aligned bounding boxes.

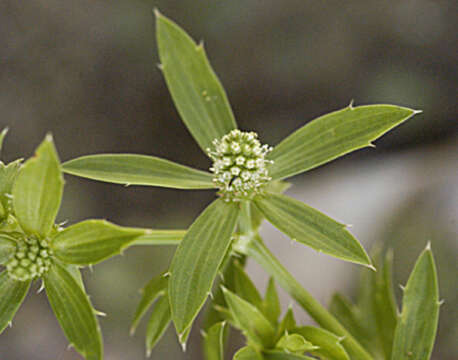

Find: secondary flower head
[208,129,273,201]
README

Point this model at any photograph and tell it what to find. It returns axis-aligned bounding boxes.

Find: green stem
[247,235,373,360]
[131,230,185,246]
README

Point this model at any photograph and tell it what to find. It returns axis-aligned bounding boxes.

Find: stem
[131,230,185,246]
[247,236,373,360]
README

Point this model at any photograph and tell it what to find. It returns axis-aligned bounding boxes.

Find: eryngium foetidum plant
[59,10,440,360]
[0,130,168,360]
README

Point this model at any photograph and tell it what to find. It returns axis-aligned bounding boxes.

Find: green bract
[60,10,421,352]
[0,132,178,360]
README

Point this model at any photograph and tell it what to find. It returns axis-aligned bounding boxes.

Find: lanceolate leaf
[222,286,276,348]
[294,326,349,360]
[268,105,417,181]
[146,295,172,356]
[62,154,214,189]
[51,220,148,265]
[155,10,237,153]
[233,261,263,310]
[0,271,31,334]
[263,277,281,325]
[169,199,239,335]
[44,263,103,360]
[0,159,21,198]
[253,193,371,266]
[328,293,366,343]
[203,321,226,360]
[391,245,439,360]
[131,273,168,335]
[12,135,63,237]
[0,234,16,265]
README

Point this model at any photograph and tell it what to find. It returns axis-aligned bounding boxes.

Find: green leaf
[294,326,349,360]
[253,193,372,266]
[44,263,103,360]
[131,229,185,246]
[391,244,440,360]
[51,220,148,265]
[63,154,214,189]
[203,321,226,360]
[276,333,317,353]
[263,277,281,325]
[233,261,263,310]
[222,286,276,348]
[155,10,237,153]
[12,135,63,237]
[0,271,30,334]
[268,105,417,181]
[0,159,21,197]
[263,350,314,360]
[233,346,263,360]
[0,128,8,154]
[277,306,296,337]
[0,234,16,265]
[372,249,398,358]
[169,199,239,335]
[328,293,365,342]
[131,273,168,335]
[146,294,172,357]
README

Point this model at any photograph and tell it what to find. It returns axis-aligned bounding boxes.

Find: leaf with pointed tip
[268,105,417,181]
[277,307,296,338]
[44,263,102,360]
[203,321,226,360]
[0,234,16,265]
[131,273,168,335]
[294,326,349,360]
[0,271,31,334]
[63,154,214,189]
[12,135,63,237]
[372,249,398,358]
[276,333,317,354]
[254,193,371,266]
[222,287,276,348]
[155,11,237,153]
[169,199,239,335]
[391,245,439,360]
[51,220,148,265]
[263,277,281,325]
[233,346,263,360]
[131,230,185,246]
[328,293,364,342]
[146,295,172,356]
[233,261,263,310]
[0,159,21,197]
[263,350,314,360]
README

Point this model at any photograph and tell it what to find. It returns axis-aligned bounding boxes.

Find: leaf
[372,249,398,358]
[44,263,103,360]
[268,105,417,181]
[0,127,8,154]
[203,321,226,360]
[0,159,21,197]
[328,293,364,342]
[294,326,349,360]
[51,220,148,265]
[391,244,440,360]
[277,306,296,337]
[131,229,185,246]
[146,294,172,357]
[263,277,281,325]
[155,10,237,153]
[169,199,239,335]
[63,154,214,189]
[233,261,263,310]
[131,273,168,335]
[276,333,317,353]
[12,135,63,237]
[0,234,16,265]
[263,350,314,360]
[233,346,263,360]
[253,193,371,266]
[222,286,276,348]
[0,271,31,334]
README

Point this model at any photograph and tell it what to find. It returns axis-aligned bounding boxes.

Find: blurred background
[0,0,456,359]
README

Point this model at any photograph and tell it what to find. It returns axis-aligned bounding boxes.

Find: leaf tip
[413,109,423,115]
[348,99,355,109]
[153,7,162,19]
[425,241,432,251]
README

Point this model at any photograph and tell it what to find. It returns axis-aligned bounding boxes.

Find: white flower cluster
[208,129,273,201]
[6,234,53,281]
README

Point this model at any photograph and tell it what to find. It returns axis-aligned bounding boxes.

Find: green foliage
[0,7,442,360]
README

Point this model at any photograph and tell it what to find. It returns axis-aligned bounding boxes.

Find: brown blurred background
[0,0,456,359]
